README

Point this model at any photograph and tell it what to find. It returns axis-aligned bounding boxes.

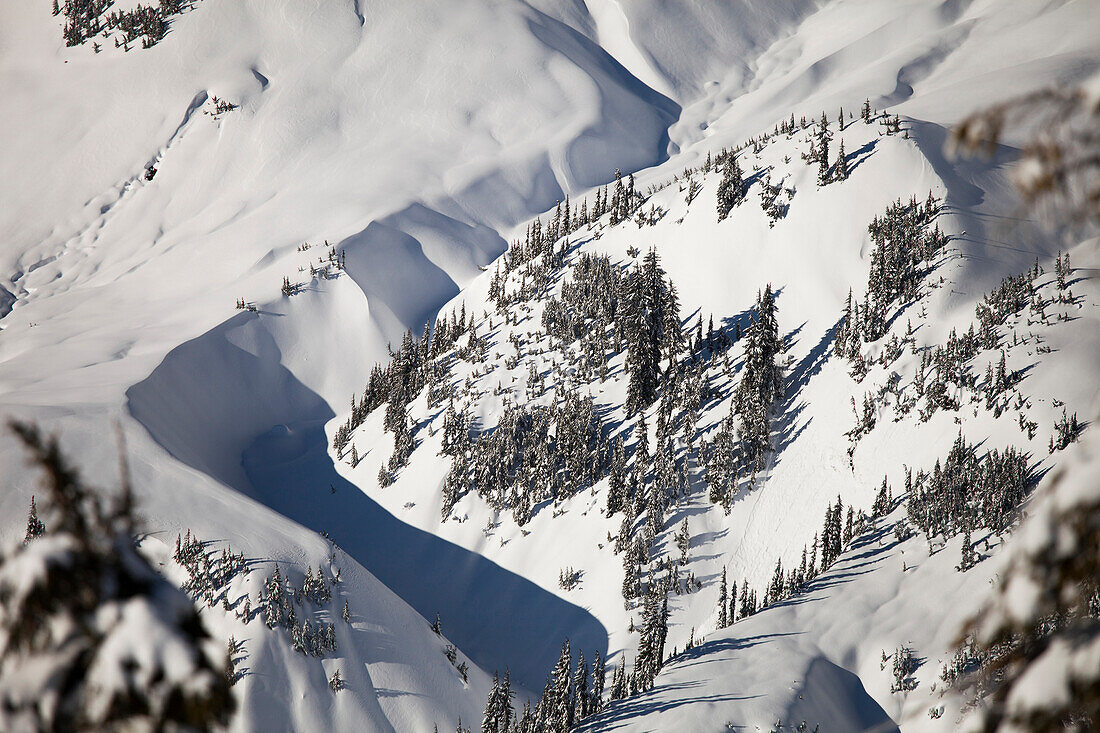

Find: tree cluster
[835,194,945,360]
[257,563,339,658]
[704,286,784,506]
[173,528,248,612]
[905,432,1030,542]
[56,0,191,50]
[440,391,610,524]
[486,640,607,733]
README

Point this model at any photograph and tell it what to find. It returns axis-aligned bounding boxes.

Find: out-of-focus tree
[0,422,235,732]
[951,77,1100,230]
[949,75,1100,732]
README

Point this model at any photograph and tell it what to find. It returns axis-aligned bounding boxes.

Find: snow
[2,0,1099,730]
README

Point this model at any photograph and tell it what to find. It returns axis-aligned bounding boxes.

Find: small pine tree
[717,567,728,628]
[676,519,690,564]
[834,138,849,181]
[590,651,605,714]
[716,154,744,221]
[550,639,574,732]
[23,496,45,544]
[890,647,917,692]
[817,113,831,185]
[734,286,784,479]
[956,529,978,572]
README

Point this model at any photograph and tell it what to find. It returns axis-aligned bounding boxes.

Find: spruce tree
[817,112,831,185]
[572,651,589,721]
[606,436,627,517]
[550,640,574,733]
[623,249,679,413]
[717,567,728,628]
[677,518,690,563]
[0,422,234,731]
[734,286,784,479]
[481,670,515,733]
[634,413,650,470]
[590,651,605,713]
[23,496,45,544]
[716,153,744,221]
[705,415,738,509]
[956,529,978,572]
[834,138,849,181]
[767,558,785,605]
[609,170,626,225]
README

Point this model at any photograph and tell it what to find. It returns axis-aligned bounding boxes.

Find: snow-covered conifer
[0,422,233,731]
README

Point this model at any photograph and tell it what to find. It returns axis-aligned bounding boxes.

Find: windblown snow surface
[1,0,1099,731]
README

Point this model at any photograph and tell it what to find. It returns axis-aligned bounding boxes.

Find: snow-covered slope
[1,0,1098,730]
[331,107,1100,729]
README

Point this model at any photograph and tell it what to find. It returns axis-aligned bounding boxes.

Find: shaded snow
[1,0,1098,730]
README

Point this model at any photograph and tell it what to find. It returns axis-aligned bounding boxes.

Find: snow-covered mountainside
[1,0,1098,731]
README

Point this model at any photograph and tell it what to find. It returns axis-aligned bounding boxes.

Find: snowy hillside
[1,0,1098,731]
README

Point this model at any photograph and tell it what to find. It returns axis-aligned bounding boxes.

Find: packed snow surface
[1,0,1098,730]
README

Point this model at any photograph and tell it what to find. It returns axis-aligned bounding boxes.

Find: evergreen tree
[872,477,891,518]
[676,518,690,563]
[623,248,680,413]
[716,153,744,221]
[609,170,626,225]
[572,651,589,721]
[0,422,234,731]
[609,659,627,701]
[738,578,753,618]
[634,413,650,470]
[705,414,738,509]
[634,589,669,691]
[820,495,844,569]
[645,478,665,542]
[590,651,605,714]
[550,640,574,733]
[817,112,831,185]
[23,496,45,544]
[734,286,784,479]
[767,557,785,605]
[834,138,849,181]
[717,567,729,628]
[606,436,627,517]
[481,670,514,733]
[956,528,978,572]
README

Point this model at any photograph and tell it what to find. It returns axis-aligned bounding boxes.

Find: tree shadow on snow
[575,679,762,731]
[845,138,879,175]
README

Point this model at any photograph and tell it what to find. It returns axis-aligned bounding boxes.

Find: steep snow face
[668,0,1100,156]
[0,0,684,432]
[331,102,1100,729]
[2,0,1099,731]
[0,0,684,728]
